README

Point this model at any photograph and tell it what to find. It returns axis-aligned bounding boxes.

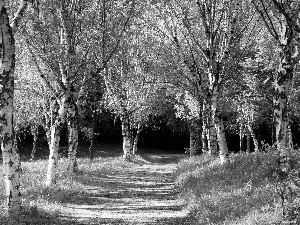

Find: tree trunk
[239,124,243,152]
[247,124,259,152]
[89,110,97,161]
[201,126,208,153]
[132,123,142,155]
[121,110,133,161]
[188,123,196,156]
[211,86,228,163]
[188,119,202,157]
[204,99,218,155]
[201,103,209,152]
[30,126,38,162]
[68,121,78,172]
[44,109,52,147]
[89,130,95,161]
[246,129,251,153]
[287,122,293,150]
[67,94,79,172]
[0,3,22,215]
[271,113,275,146]
[257,125,261,151]
[209,124,218,155]
[14,132,22,173]
[274,42,294,172]
[46,125,61,186]
[46,95,69,186]
[215,117,229,163]
[132,132,140,156]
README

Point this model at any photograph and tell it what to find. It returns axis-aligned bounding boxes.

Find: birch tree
[251,0,300,171]
[105,52,159,160]
[156,0,254,163]
[23,0,94,184]
[237,29,278,151]
[193,0,248,163]
[0,0,34,216]
[174,90,202,156]
[102,10,172,158]
[75,0,135,162]
[21,0,134,185]
[140,1,205,156]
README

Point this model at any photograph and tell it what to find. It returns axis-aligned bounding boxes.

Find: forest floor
[59,153,193,224]
[2,145,294,224]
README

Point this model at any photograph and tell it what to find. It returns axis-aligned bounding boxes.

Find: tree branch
[10,0,29,33]
[24,38,59,97]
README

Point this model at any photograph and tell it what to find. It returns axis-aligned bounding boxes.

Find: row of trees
[1,0,300,218]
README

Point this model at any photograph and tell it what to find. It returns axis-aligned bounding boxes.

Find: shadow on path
[60,154,194,224]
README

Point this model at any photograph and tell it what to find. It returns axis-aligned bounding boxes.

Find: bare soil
[60,154,194,225]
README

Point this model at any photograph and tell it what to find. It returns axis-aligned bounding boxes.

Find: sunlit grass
[0,151,132,224]
[2,145,297,224]
[175,151,300,225]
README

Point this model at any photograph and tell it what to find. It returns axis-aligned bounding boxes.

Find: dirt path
[60,154,192,224]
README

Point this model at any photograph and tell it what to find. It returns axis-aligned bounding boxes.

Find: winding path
[60,154,192,224]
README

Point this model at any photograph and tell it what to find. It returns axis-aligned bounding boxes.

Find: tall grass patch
[0,155,131,224]
[175,152,300,224]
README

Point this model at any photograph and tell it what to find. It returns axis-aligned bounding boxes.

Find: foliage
[103,25,172,132]
[6,0,300,221]
[14,39,49,134]
[77,78,104,143]
[174,90,201,121]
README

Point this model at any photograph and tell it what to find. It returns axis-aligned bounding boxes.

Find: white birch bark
[201,103,209,153]
[45,111,51,147]
[132,123,142,155]
[204,100,218,155]
[252,1,300,172]
[215,117,229,164]
[67,92,78,172]
[58,6,79,172]
[30,126,38,161]
[121,110,133,160]
[201,128,208,152]
[175,2,237,159]
[273,37,294,171]
[132,131,140,156]
[67,121,78,172]
[0,1,28,215]
[287,122,293,150]
[239,124,243,152]
[46,95,69,186]
[247,124,259,152]
[194,1,238,159]
[211,85,228,163]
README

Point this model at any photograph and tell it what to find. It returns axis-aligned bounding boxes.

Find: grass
[3,143,299,224]
[0,144,132,224]
[175,151,300,225]
[0,144,184,224]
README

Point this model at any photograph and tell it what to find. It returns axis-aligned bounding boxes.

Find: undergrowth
[0,155,131,224]
[175,151,300,225]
